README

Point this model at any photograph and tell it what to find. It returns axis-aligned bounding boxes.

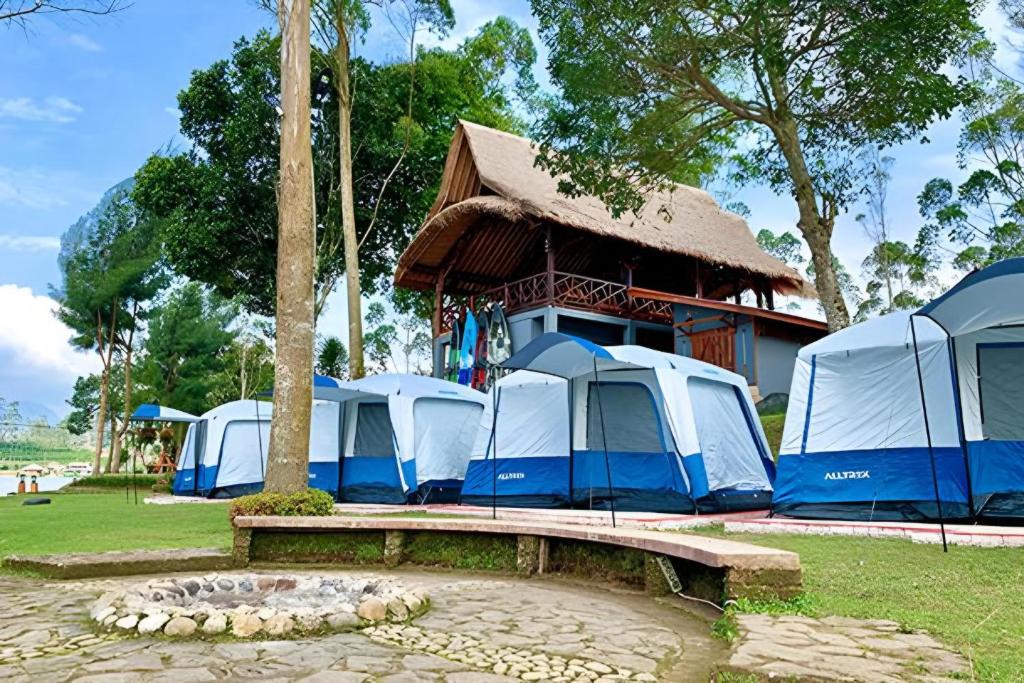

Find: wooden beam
[628,286,829,331]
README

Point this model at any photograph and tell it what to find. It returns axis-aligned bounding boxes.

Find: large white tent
[314,374,486,503]
[172,399,341,498]
[774,258,1024,523]
[461,338,775,513]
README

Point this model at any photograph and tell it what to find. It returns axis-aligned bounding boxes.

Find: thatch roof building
[398,121,826,397]
[396,120,812,300]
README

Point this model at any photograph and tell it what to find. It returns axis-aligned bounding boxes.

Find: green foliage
[53,189,165,352]
[65,474,162,489]
[710,613,739,642]
[917,51,1024,269]
[134,20,536,315]
[402,531,518,571]
[755,230,804,268]
[759,414,785,460]
[547,539,646,586]
[249,531,384,564]
[530,0,981,218]
[316,336,349,380]
[135,283,238,415]
[363,301,431,373]
[228,488,336,520]
[208,324,275,404]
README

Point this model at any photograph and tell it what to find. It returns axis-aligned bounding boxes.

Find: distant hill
[6,400,60,426]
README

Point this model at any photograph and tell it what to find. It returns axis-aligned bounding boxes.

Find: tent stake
[910,316,948,552]
[591,354,616,528]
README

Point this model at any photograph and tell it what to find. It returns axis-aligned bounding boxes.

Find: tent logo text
[498,472,525,481]
[824,470,870,481]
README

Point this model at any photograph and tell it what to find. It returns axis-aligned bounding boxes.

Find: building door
[689,327,735,371]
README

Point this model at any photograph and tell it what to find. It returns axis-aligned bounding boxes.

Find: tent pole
[910,316,948,552]
[255,398,265,488]
[491,381,500,520]
[591,354,616,528]
[568,377,575,509]
[947,336,976,520]
[337,403,346,503]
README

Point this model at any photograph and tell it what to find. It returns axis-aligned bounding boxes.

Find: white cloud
[164,106,182,118]
[0,166,69,209]
[68,33,103,52]
[0,96,83,124]
[0,235,61,251]
[0,285,99,413]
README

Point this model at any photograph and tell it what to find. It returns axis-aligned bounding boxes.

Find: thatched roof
[395,121,813,297]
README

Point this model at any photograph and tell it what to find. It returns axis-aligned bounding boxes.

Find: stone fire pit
[89,574,428,638]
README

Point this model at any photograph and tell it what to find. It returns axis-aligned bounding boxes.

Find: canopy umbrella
[129,404,200,423]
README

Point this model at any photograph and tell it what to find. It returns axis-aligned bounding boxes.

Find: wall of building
[756,335,801,397]
[432,306,673,375]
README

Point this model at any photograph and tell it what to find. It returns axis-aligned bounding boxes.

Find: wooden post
[545,226,555,304]
[695,263,704,298]
[755,289,764,309]
[766,288,775,311]
[432,276,445,337]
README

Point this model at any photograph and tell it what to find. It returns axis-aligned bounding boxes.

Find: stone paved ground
[727,613,971,682]
[0,569,722,682]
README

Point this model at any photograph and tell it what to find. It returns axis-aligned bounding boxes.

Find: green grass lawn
[0,492,232,560]
[703,530,1024,681]
[758,413,785,458]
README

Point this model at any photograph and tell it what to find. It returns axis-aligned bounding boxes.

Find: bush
[65,474,162,489]
[229,489,335,520]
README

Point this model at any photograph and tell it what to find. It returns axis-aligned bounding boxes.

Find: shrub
[65,474,162,489]
[229,489,335,520]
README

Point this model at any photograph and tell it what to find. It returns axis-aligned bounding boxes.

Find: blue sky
[0,0,1016,416]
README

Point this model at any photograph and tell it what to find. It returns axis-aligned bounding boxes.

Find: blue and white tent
[461,335,774,513]
[130,404,200,423]
[774,258,1024,523]
[172,399,341,498]
[315,374,486,503]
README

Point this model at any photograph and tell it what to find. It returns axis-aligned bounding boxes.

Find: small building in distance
[395,121,828,399]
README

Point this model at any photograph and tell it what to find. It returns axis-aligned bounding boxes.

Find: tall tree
[265,0,316,494]
[917,37,1024,270]
[133,19,535,318]
[53,191,163,474]
[315,336,349,379]
[531,0,982,331]
[309,0,454,379]
[856,151,935,318]
[209,331,275,404]
[135,283,238,416]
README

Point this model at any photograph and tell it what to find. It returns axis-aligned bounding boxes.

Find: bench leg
[643,553,674,597]
[232,528,253,568]
[516,535,543,576]
[383,530,406,568]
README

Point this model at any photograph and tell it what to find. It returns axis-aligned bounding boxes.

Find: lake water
[0,476,73,496]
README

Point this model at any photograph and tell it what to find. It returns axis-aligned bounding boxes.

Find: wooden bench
[232,515,801,603]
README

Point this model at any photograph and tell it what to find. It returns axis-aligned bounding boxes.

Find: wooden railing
[440,271,676,333]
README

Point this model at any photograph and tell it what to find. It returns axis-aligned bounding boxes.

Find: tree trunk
[92,368,109,476]
[111,304,138,474]
[265,0,315,494]
[773,119,851,331]
[336,11,365,379]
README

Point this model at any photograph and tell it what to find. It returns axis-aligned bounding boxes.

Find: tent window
[978,343,1024,441]
[586,382,663,453]
[353,403,395,457]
